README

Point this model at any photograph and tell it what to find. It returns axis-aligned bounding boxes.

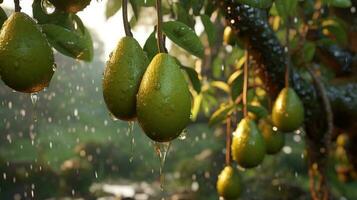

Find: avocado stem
[156,0,166,53]
[225,117,232,166]
[122,0,133,37]
[284,17,291,88]
[14,0,21,12]
[243,43,249,118]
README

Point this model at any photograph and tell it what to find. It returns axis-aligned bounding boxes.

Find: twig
[225,117,232,166]
[122,0,133,37]
[242,43,249,117]
[14,0,21,12]
[156,0,166,53]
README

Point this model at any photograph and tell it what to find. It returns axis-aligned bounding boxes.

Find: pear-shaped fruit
[259,117,285,155]
[0,12,54,93]
[137,53,191,142]
[103,36,149,121]
[232,117,265,168]
[49,0,91,13]
[217,166,242,200]
[272,87,304,132]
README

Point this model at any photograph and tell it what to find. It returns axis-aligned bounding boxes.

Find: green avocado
[49,0,91,13]
[232,117,266,168]
[272,87,305,132]
[216,166,242,200]
[137,53,191,142]
[103,36,149,121]
[0,12,54,93]
[259,116,285,155]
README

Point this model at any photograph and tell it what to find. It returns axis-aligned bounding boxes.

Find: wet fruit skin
[48,0,91,13]
[217,166,242,200]
[103,36,149,121]
[137,53,191,142]
[232,117,266,168]
[0,12,54,93]
[272,87,305,132]
[259,117,285,155]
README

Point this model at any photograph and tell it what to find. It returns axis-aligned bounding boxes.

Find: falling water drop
[52,63,57,72]
[30,93,39,105]
[30,93,39,122]
[178,129,187,140]
[153,141,171,191]
[127,121,135,163]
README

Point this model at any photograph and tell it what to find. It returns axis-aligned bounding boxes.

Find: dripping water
[30,93,39,123]
[153,141,171,191]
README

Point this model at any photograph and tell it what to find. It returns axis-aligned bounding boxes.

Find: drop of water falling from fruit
[30,93,39,122]
[41,0,55,15]
[127,121,135,163]
[178,129,187,140]
[153,141,171,191]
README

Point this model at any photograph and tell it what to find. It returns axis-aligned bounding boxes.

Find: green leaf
[209,103,236,127]
[191,93,203,121]
[0,7,7,27]
[135,0,155,7]
[323,0,352,8]
[228,70,244,101]
[162,21,204,58]
[129,0,140,19]
[105,0,122,19]
[247,105,268,119]
[210,81,230,94]
[181,66,202,93]
[174,3,195,28]
[236,0,273,9]
[200,14,217,47]
[303,42,316,63]
[323,19,348,45]
[41,16,93,62]
[275,0,298,19]
[143,30,159,61]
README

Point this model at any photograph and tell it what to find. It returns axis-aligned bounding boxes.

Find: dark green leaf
[41,16,93,62]
[162,21,204,58]
[0,7,7,27]
[105,0,122,19]
[303,42,316,62]
[129,0,140,19]
[323,0,352,8]
[174,3,195,28]
[143,30,159,61]
[275,0,298,19]
[32,0,73,28]
[209,103,236,127]
[236,0,273,9]
[247,105,269,119]
[228,71,244,101]
[181,66,202,93]
[200,14,217,47]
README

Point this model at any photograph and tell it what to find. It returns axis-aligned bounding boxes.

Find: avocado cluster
[103,37,191,143]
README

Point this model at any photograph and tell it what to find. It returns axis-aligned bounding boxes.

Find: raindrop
[153,141,171,191]
[178,129,187,140]
[127,121,135,163]
[30,93,39,105]
[41,0,55,15]
[109,113,118,121]
[94,171,98,179]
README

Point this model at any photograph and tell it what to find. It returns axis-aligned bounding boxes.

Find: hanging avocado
[217,166,242,200]
[103,36,149,121]
[0,12,54,93]
[137,53,191,142]
[259,116,285,155]
[231,117,266,168]
[272,87,305,132]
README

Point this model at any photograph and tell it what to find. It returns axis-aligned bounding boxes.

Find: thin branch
[225,117,232,166]
[122,0,133,37]
[156,0,166,53]
[242,43,249,117]
[14,0,21,12]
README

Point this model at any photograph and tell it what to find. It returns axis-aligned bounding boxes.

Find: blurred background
[0,1,356,200]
